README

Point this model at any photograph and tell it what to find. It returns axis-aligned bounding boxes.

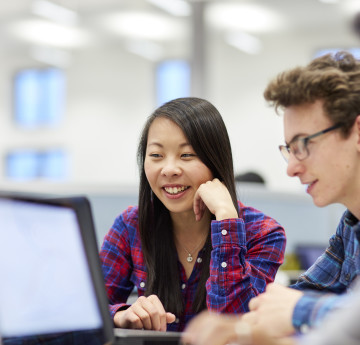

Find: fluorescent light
[31,0,78,25]
[125,40,164,61]
[341,0,360,15]
[206,3,284,33]
[30,46,72,67]
[102,11,186,41]
[318,0,339,3]
[225,32,263,55]
[146,0,191,16]
[9,19,90,48]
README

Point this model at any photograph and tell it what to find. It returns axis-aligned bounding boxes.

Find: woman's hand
[193,178,238,221]
[114,295,176,331]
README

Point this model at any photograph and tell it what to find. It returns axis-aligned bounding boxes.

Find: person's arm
[243,212,354,337]
[290,213,355,331]
[206,203,286,313]
[100,206,176,330]
[291,290,348,333]
[99,207,138,318]
[297,280,360,345]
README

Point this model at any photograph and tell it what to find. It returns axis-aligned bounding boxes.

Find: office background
[0,0,355,256]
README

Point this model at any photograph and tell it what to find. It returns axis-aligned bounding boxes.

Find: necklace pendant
[187,254,193,263]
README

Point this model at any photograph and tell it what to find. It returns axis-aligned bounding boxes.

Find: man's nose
[286,153,304,177]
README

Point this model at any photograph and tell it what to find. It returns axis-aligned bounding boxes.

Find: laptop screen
[0,195,112,344]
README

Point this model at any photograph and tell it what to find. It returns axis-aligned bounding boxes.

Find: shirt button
[221,262,227,268]
[140,282,145,288]
[175,318,179,323]
[221,229,227,236]
[197,257,203,263]
[345,273,351,281]
[181,283,186,289]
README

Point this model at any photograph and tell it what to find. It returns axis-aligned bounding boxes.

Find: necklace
[178,234,208,263]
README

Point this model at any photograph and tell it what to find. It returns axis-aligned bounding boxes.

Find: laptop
[0,192,181,345]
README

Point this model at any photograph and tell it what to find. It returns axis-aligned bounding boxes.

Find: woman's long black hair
[137,97,239,317]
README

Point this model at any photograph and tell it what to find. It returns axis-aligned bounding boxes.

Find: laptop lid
[0,192,114,345]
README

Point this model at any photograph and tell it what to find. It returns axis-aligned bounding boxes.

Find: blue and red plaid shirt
[99,201,286,332]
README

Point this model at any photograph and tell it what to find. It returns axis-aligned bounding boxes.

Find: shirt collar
[344,210,359,227]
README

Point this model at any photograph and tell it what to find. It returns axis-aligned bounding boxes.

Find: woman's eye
[149,153,161,158]
[181,153,196,158]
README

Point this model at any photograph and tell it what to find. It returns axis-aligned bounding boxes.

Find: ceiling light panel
[341,0,360,15]
[146,0,191,17]
[225,32,263,55]
[101,11,186,41]
[31,0,78,25]
[206,3,285,33]
[9,20,91,48]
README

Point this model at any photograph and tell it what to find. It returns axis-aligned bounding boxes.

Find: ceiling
[0,0,359,64]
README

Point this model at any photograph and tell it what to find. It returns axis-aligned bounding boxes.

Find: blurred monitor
[295,244,326,270]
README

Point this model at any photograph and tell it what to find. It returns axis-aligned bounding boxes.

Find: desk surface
[113,329,181,345]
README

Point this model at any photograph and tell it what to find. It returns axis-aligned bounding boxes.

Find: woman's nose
[161,159,182,176]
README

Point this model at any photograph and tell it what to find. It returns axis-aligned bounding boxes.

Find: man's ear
[355,115,360,149]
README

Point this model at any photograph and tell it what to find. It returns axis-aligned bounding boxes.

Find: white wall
[0,3,358,251]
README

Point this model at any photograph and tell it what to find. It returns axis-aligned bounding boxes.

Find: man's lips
[304,180,317,193]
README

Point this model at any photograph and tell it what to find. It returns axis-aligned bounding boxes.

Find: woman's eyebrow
[147,142,192,148]
[147,142,163,148]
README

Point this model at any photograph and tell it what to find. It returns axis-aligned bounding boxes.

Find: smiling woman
[99,97,286,333]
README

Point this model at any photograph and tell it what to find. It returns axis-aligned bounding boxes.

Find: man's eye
[291,145,300,155]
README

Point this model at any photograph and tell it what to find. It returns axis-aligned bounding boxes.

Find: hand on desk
[182,283,303,345]
[182,311,244,345]
[181,311,296,345]
[182,311,296,345]
[114,294,175,332]
[244,283,303,338]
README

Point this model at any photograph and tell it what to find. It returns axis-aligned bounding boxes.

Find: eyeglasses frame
[279,123,342,162]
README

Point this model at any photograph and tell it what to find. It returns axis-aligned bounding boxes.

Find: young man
[182,51,360,345]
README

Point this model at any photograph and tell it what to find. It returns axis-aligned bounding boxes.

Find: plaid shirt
[292,210,360,333]
[99,201,286,332]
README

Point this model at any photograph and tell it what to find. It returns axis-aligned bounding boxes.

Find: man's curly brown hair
[264,51,360,138]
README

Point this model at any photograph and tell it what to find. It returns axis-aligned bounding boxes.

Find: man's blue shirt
[291,210,360,333]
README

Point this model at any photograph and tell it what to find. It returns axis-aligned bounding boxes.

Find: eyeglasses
[279,123,342,163]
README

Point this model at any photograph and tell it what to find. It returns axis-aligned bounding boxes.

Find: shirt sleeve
[292,291,346,333]
[291,218,348,293]
[99,211,135,318]
[297,280,360,345]
[206,205,286,313]
[291,215,354,331]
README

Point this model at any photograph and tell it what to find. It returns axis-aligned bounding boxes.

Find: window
[14,68,65,128]
[156,60,190,106]
[6,149,68,180]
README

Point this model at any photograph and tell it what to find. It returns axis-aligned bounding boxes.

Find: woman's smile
[144,117,213,215]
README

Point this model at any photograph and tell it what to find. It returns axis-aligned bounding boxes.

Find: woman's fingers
[119,295,173,331]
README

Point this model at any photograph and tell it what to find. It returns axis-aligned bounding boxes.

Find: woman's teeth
[164,186,188,195]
